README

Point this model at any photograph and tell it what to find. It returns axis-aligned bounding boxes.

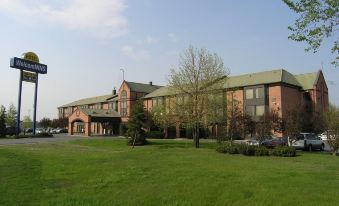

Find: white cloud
[0,0,128,39]
[168,33,178,42]
[121,45,150,61]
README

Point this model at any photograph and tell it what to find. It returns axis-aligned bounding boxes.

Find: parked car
[35,128,44,134]
[246,139,259,146]
[51,128,68,134]
[6,126,19,136]
[318,130,334,141]
[25,128,33,133]
[289,133,324,151]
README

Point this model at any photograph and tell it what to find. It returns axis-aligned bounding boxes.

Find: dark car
[6,127,20,136]
[261,137,287,148]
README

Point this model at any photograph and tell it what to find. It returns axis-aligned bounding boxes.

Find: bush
[228,144,239,154]
[270,146,296,157]
[216,143,228,153]
[237,143,255,156]
[255,147,269,156]
[216,143,238,154]
[146,130,164,139]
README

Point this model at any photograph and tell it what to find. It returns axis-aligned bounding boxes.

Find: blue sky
[0,0,338,120]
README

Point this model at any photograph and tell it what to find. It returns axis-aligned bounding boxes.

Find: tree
[126,100,148,147]
[283,0,339,66]
[0,105,6,137]
[39,117,51,129]
[169,46,229,148]
[283,109,304,144]
[226,97,244,141]
[22,115,32,134]
[5,103,17,127]
[255,109,282,143]
[150,104,175,138]
[324,104,339,155]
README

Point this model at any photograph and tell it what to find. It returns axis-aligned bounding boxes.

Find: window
[153,97,164,107]
[245,106,255,116]
[246,105,265,117]
[246,89,254,99]
[245,87,265,99]
[120,90,127,116]
[152,98,157,107]
[256,105,265,116]
[256,87,264,99]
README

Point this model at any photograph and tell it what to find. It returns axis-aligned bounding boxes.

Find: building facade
[58,69,329,137]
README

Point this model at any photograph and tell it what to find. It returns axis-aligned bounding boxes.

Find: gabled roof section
[59,94,117,108]
[294,71,318,90]
[144,69,311,99]
[125,81,163,93]
[143,86,172,98]
[80,108,121,118]
[224,69,301,88]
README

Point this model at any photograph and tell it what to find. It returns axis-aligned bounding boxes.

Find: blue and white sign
[10,57,47,74]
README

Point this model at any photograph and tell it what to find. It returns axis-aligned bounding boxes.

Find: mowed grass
[0,138,338,206]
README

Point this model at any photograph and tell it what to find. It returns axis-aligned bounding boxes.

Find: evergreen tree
[126,100,148,146]
[0,105,6,137]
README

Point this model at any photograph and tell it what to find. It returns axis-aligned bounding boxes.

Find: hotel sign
[10,57,48,74]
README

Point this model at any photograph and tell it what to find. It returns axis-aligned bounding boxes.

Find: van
[289,133,324,151]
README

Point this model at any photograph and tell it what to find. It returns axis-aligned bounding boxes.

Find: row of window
[245,105,265,117]
[245,87,264,100]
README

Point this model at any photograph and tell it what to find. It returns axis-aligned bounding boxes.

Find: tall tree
[283,0,339,66]
[0,105,6,137]
[126,100,148,147]
[22,115,33,133]
[324,104,339,155]
[39,118,51,129]
[5,103,17,127]
[169,46,229,148]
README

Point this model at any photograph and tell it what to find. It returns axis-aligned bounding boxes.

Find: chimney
[112,87,116,95]
[149,81,153,86]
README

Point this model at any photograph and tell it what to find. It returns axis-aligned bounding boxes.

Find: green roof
[143,69,320,99]
[80,108,120,118]
[294,72,318,90]
[143,86,172,98]
[59,94,117,108]
[224,69,301,88]
[125,81,162,93]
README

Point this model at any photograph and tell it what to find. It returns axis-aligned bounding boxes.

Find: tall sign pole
[33,72,39,135]
[10,52,48,135]
[16,70,23,134]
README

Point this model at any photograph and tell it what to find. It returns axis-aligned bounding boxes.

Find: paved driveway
[0,134,122,146]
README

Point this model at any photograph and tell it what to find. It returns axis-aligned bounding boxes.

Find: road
[0,134,122,146]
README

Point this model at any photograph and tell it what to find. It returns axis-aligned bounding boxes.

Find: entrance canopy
[68,108,121,136]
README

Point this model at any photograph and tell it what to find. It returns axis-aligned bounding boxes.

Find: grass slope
[0,139,338,206]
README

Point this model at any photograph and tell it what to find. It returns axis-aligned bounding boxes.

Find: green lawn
[0,138,338,206]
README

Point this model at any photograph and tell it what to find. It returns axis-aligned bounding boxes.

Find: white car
[290,133,324,151]
[318,131,334,141]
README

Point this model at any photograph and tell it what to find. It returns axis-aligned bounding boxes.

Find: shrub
[270,146,296,157]
[146,131,164,139]
[216,143,228,153]
[237,143,255,156]
[255,147,269,156]
[228,144,239,154]
[216,143,238,154]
